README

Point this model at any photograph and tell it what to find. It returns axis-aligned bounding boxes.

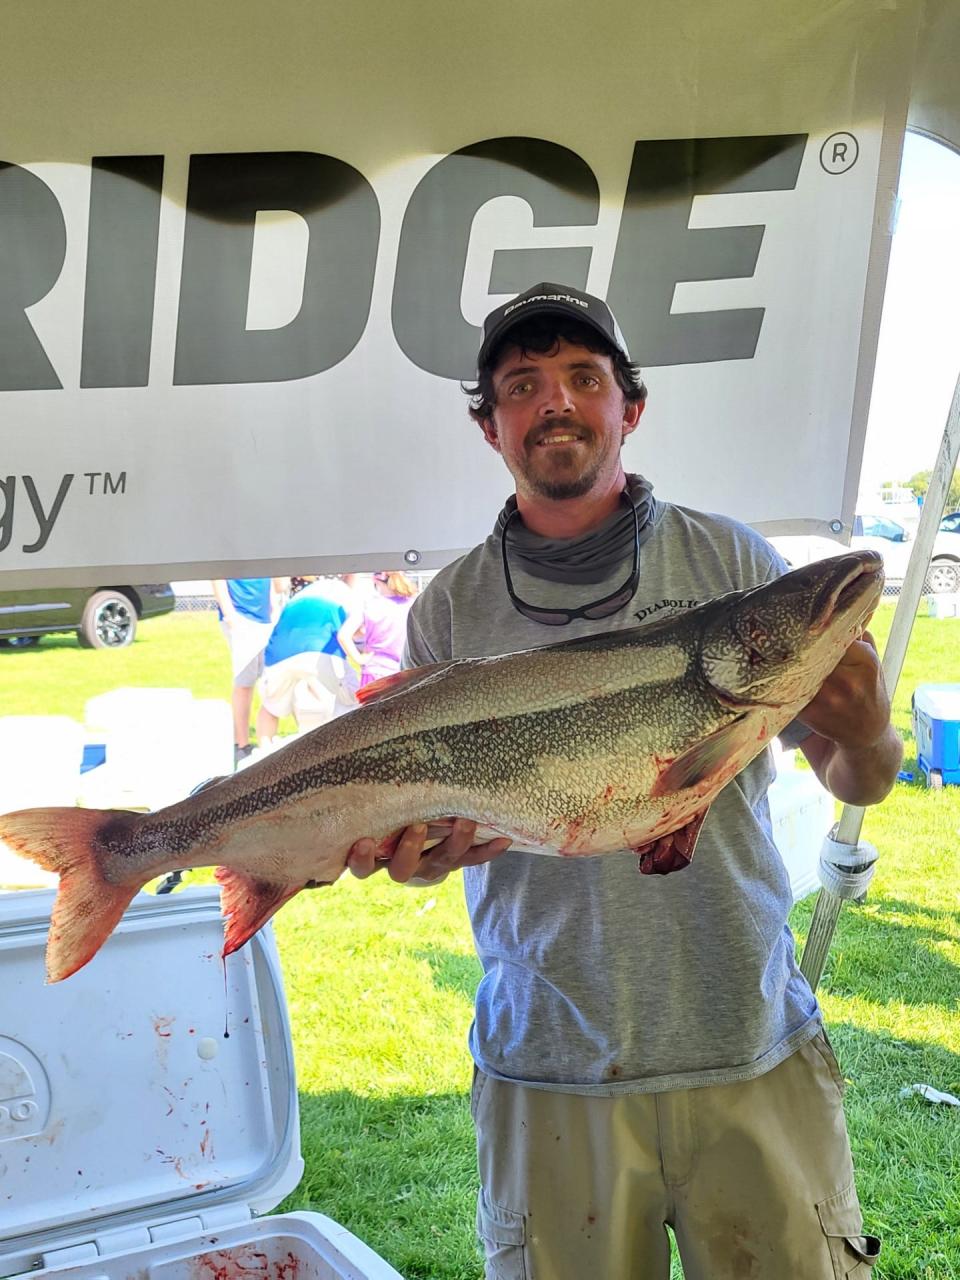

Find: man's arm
[211,579,237,624]
[336,608,369,671]
[795,631,903,806]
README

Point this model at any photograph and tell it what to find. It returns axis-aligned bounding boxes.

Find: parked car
[939,511,960,534]
[770,514,960,594]
[0,583,175,649]
[852,513,910,542]
[852,513,960,594]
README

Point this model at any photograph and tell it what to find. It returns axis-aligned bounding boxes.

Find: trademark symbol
[820,133,859,174]
[85,470,127,496]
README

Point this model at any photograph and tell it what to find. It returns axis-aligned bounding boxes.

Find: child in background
[336,572,417,688]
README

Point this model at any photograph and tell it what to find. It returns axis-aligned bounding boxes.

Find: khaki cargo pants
[472,1032,880,1279]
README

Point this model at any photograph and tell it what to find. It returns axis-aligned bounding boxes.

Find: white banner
[0,0,922,585]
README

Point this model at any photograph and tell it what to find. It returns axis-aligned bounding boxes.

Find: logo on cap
[504,293,589,317]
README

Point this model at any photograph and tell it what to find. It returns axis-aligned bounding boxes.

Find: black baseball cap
[476,281,631,373]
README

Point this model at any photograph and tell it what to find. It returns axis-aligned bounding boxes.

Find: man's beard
[516,425,613,501]
[529,464,603,501]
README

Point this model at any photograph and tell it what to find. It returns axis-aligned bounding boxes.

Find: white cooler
[0,887,403,1280]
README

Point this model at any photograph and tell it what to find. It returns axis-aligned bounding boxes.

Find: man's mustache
[525,422,592,449]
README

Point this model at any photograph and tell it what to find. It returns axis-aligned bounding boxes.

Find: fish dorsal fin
[651,714,754,797]
[355,660,454,705]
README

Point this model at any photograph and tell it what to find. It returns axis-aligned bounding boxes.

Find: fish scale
[0,550,883,983]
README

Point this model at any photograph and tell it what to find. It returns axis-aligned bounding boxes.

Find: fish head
[698,551,884,710]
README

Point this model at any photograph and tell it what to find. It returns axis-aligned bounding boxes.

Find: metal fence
[174,594,217,612]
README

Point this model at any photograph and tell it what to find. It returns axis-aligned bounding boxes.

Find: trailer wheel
[926,559,960,594]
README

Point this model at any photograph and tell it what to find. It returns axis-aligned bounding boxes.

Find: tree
[905,468,960,512]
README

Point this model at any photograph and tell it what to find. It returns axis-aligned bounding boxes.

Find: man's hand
[796,631,890,749]
[347,819,511,886]
[796,630,903,805]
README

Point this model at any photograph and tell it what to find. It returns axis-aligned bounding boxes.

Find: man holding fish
[0,283,902,1277]
[347,283,902,1278]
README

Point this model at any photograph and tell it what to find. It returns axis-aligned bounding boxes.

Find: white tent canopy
[909,0,960,153]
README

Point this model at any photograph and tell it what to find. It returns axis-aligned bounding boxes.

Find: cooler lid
[0,885,304,1271]
[913,683,960,720]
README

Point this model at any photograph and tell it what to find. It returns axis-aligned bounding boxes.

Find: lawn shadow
[410,944,482,1000]
[828,1019,960,1096]
[798,895,960,1013]
[869,895,960,933]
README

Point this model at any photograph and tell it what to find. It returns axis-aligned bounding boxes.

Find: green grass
[3,602,960,1277]
[0,612,230,718]
[0,611,296,734]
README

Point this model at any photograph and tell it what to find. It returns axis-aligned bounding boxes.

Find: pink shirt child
[359,592,413,686]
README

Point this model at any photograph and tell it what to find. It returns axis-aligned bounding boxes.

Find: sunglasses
[501,491,640,626]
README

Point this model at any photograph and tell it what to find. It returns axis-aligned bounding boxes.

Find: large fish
[0,551,882,982]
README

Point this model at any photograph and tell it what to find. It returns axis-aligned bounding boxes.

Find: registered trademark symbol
[820,133,859,174]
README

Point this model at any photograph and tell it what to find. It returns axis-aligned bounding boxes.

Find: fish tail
[0,807,141,982]
[215,866,307,957]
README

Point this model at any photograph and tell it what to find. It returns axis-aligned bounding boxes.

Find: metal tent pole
[800,366,960,990]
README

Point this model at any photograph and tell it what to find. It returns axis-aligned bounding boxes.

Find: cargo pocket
[470,1066,488,1123]
[817,1181,881,1278]
[476,1187,527,1280]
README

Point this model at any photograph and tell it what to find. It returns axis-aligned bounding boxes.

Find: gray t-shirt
[404,497,821,1094]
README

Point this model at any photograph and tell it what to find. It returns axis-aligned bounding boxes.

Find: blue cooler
[912,684,960,788]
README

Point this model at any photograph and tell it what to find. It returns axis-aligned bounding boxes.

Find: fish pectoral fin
[215,868,307,956]
[651,715,753,797]
[634,807,710,876]
[422,817,482,850]
[422,818,515,851]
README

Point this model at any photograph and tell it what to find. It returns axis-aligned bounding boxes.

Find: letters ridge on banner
[0,134,806,394]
